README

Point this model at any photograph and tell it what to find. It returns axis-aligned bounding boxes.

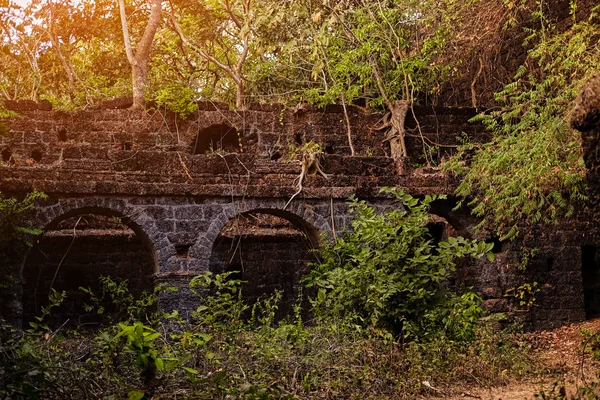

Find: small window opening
[270,150,282,161]
[31,149,43,162]
[294,132,302,145]
[486,237,506,254]
[1,148,12,162]
[58,127,68,142]
[175,244,192,258]
[546,257,554,272]
[426,222,445,245]
[192,124,240,154]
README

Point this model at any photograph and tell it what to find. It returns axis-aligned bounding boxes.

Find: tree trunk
[235,79,245,110]
[119,0,161,111]
[131,62,147,110]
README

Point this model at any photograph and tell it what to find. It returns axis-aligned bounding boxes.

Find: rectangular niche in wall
[582,245,600,318]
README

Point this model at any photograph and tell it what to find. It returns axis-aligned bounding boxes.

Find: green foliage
[152,82,198,118]
[287,140,323,161]
[504,282,540,311]
[27,289,66,334]
[0,323,54,399]
[0,0,130,108]
[307,188,493,340]
[115,322,167,382]
[80,275,161,324]
[301,0,465,108]
[446,6,599,237]
[0,267,538,399]
[190,271,249,330]
[0,190,47,249]
[0,107,18,120]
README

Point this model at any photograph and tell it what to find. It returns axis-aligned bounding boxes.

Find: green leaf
[127,391,145,400]
[317,288,327,303]
[155,357,164,371]
[183,366,199,375]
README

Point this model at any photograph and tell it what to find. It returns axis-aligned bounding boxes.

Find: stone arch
[38,205,158,271]
[34,198,163,269]
[22,202,159,327]
[205,201,330,252]
[205,203,327,316]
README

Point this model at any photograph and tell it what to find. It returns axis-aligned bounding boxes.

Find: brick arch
[33,200,159,274]
[205,204,327,317]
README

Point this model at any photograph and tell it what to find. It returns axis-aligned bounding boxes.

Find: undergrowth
[0,191,539,399]
[0,283,537,399]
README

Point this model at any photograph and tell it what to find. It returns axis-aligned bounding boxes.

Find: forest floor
[443,317,600,400]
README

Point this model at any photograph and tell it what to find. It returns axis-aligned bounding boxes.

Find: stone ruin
[0,97,598,330]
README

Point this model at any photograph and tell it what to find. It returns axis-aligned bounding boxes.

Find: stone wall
[0,103,483,199]
[1,101,599,329]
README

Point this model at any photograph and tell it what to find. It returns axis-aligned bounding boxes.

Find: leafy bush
[0,190,47,249]
[80,276,161,325]
[306,188,493,340]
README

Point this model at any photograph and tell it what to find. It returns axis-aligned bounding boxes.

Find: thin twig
[49,216,82,295]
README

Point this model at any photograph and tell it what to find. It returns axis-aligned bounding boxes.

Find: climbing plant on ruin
[446,3,600,238]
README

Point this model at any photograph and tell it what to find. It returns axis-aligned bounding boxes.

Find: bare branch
[118,0,136,65]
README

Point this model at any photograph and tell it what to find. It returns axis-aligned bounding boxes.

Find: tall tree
[295,0,468,158]
[169,0,254,109]
[119,0,162,110]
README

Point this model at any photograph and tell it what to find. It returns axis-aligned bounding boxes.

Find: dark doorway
[582,245,600,318]
[22,213,156,328]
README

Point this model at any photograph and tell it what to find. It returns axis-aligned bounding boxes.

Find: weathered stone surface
[0,105,597,330]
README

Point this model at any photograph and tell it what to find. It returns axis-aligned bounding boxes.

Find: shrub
[0,190,47,250]
[306,188,493,340]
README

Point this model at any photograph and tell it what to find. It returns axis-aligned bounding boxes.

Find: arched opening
[22,208,157,328]
[192,123,241,154]
[209,210,319,317]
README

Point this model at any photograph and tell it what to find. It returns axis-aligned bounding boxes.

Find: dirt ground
[441,318,600,400]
